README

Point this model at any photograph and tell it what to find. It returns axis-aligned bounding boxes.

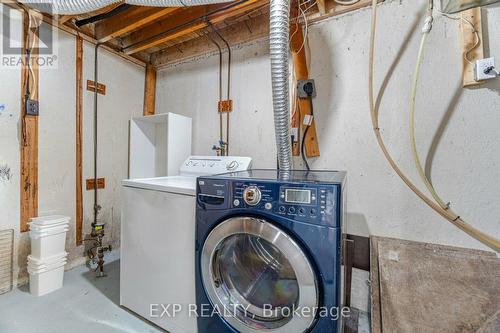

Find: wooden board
[75,36,83,246]
[460,8,484,87]
[86,178,106,191]
[20,12,39,233]
[95,7,179,43]
[144,64,156,116]
[123,0,262,54]
[372,237,499,332]
[86,80,106,95]
[290,22,320,158]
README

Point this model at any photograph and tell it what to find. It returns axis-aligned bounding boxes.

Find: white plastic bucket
[27,251,67,296]
[29,216,70,259]
[28,262,66,296]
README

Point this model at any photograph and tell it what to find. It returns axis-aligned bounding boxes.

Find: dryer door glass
[201,216,318,333]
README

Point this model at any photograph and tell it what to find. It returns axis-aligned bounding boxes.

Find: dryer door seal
[201,216,318,333]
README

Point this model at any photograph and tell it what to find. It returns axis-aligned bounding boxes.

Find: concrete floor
[0,256,164,333]
[0,255,371,333]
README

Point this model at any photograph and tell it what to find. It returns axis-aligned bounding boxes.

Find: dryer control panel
[197,170,345,228]
[231,181,339,227]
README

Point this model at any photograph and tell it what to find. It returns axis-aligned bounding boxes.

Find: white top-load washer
[120,156,252,333]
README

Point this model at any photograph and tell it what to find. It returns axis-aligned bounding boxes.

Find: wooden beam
[316,0,327,15]
[76,36,83,246]
[460,8,483,87]
[95,7,179,43]
[20,12,39,232]
[152,10,269,68]
[3,2,146,68]
[290,22,320,158]
[123,0,262,55]
[144,64,156,116]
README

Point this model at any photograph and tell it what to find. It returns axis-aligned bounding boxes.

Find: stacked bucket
[28,215,70,296]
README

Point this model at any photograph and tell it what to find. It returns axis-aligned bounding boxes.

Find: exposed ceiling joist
[95,6,180,43]
[122,0,263,55]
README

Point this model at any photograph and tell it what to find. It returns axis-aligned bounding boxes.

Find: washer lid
[122,176,196,195]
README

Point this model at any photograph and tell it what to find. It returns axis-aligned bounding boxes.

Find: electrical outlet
[475,57,498,81]
[297,79,317,98]
[25,99,39,116]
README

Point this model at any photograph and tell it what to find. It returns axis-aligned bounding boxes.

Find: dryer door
[201,216,318,333]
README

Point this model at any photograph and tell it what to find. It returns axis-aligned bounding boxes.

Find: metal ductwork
[21,0,294,171]
[20,0,235,15]
[20,0,121,15]
[269,0,292,171]
[126,0,234,6]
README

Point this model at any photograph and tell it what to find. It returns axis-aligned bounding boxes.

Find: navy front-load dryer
[195,170,347,333]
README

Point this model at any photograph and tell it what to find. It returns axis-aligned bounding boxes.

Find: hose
[369,0,500,252]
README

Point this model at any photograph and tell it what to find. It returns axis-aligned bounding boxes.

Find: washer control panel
[179,156,252,176]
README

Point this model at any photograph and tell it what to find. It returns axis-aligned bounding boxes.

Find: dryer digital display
[285,188,311,204]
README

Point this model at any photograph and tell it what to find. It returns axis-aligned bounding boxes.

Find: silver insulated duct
[269,0,292,170]
[126,0,234,6]
[21,0,294,170]
[20,0,234,15]
[20,0,121,15]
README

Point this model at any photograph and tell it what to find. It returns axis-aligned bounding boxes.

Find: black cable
[301,95,314,171]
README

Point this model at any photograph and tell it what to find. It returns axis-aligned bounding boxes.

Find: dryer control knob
[243,186,261,206]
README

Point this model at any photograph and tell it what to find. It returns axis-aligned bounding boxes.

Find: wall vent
[0,229,14,295]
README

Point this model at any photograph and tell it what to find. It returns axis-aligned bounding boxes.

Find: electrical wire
[333,0,361,6]
[438,11,480,65]
[301,97,314,171]
[368,0,500,252]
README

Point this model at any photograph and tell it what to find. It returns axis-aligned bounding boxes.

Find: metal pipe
[210,24,232,156]
[93,43,100,227]
[208,33,224,145]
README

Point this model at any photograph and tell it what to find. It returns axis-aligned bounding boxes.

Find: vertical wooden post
[460,8,484,87]
[76,36,83,245]
[290,22,320,158]
[144,63,156,116]
[20,12,39,232]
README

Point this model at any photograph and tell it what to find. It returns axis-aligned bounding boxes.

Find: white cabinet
[129,113,192,179]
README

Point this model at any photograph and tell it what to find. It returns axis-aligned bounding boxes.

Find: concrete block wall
[156,0,500,252]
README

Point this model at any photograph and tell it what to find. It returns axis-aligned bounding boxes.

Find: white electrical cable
[438,11,480,65]
[334,0,361,6]
[369,0,500,252]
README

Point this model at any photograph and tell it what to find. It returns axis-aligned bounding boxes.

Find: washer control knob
[264,202,273,210]
[279,206,286,213]
[226,160,239,171]
[243,186,261,206]
[289,207,296,214]
[233,199,240,207]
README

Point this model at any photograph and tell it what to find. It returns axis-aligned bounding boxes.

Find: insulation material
[0,229,14,294]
